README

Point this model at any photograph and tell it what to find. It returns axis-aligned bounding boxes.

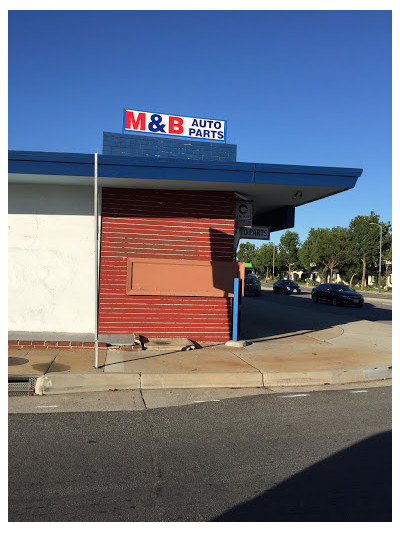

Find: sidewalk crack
[44,353,58,374]
[140,388,147,410]
[228,349,264,375]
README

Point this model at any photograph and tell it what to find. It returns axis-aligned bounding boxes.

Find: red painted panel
[98,188,236,341]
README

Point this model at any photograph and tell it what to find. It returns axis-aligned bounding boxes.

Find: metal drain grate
[8,378,37,396]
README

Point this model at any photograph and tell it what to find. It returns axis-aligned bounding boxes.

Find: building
[8,132,363,344]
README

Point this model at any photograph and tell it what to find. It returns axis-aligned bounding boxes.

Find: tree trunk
[349,273,356,287]
[329,265,334,283]
[361,257,366,290]
[322,266,328,283]
[385,262,389,289]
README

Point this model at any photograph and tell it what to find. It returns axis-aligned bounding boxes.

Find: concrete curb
[34,366,392,395]
[364,366,392,381]
[262,366,392,387]
[262,368,366,387]
[141,372,263,389]
[362,297,392,304]
[35,373,141,395]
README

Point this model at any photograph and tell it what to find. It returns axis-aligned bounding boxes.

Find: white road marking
[281,394,310,398]
[349,390,368,393]
[36,405,59,408]
[193,400,221,403]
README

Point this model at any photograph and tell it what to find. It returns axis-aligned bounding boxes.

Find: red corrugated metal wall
[98,188,236,341]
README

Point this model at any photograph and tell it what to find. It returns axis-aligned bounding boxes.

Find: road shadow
[212,430,392,522]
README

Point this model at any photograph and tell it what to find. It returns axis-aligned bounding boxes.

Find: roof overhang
[9,151,362,232]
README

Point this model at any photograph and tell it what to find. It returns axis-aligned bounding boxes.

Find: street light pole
[369,222,383,293]
[272,244,275,282]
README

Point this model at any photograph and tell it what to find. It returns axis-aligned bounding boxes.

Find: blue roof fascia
[8,151,94,163]
[99,160,254,184]
[8,150,362,188]
[254,172,359,189]
[253,162,362,178]
[8,151,96,178]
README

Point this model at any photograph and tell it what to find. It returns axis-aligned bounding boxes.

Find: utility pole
[369,222,383,293]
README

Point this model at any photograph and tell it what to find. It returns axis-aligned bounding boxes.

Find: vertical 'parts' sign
[123,109,227,142]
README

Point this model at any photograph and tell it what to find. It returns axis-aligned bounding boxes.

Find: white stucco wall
[8,184,96,334]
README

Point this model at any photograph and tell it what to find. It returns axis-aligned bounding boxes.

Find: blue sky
[8,10,392,244]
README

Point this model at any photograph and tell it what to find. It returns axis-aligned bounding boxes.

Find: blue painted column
[232,278,240,341]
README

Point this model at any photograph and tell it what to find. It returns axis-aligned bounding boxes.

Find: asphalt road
[9,386,391,522]
[263,284,392,315]
[240,286,392,341]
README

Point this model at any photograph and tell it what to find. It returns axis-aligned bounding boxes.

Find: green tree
[236,241,257,263]
[319,226,352,282]
[279,231,300,279]
[348,212,391,289]
[253,242,277,279]
[298,228,317,270]
[381,233,392,289]
[337,260,363,287]
[299,227,354,283]
[298,228,325,281]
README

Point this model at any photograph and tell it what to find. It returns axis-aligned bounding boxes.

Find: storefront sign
[123,109,226,142]
[235,201,253,227]
[239,226,270,240]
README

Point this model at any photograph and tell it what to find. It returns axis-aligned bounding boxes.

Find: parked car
[311,283,364,307]
[243,264,261,296]
[244,275,261,296]
[273,279,301,294]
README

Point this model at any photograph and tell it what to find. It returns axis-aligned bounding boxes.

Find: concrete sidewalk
[9,320,392,395]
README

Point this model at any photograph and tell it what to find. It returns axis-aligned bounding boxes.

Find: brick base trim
[8,340,108,350]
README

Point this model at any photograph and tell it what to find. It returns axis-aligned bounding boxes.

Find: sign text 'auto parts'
[123,109,226,142]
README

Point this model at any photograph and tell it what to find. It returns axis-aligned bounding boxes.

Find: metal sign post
[272,245,275,282]
[233,227,241,260]
[94,153,99,368]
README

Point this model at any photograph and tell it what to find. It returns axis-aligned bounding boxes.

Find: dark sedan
[311,283,364,307]
[273,279,301,294]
